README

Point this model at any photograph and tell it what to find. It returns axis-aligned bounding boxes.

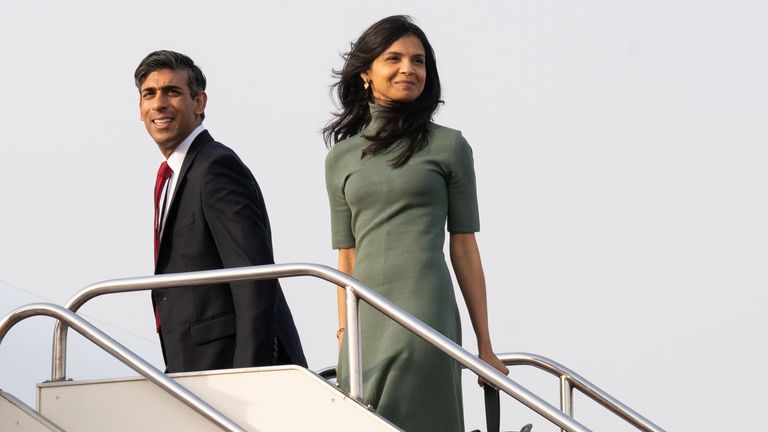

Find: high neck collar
[369,102,389,116]
[367,102,390,131]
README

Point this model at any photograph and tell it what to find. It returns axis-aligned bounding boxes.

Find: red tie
[154,161,173,263]
[153,161,172,332]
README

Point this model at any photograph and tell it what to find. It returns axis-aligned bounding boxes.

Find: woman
[324,15,508,431]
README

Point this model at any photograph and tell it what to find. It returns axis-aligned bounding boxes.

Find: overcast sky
[1,1,766,430]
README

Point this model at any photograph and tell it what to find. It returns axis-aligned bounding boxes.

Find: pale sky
[1,1,766,430]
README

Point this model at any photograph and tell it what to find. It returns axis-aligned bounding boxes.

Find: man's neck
[158,124,206,159]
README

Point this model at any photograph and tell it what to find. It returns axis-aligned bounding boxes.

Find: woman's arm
[336,247,356,350]
[450,233,509,379]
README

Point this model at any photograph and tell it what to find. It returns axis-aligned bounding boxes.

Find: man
[135,50,306,373]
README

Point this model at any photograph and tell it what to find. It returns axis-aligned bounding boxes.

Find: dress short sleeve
[325,151,356,249]
[447,133,480,233]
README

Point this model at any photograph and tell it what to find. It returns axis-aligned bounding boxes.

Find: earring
[363,80,370,90]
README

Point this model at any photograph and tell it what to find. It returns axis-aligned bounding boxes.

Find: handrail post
[51,323,67,381]
[560,374,573,432]
[345,286,363,401]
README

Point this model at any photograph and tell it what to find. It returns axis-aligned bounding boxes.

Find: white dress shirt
[159,124,206,235]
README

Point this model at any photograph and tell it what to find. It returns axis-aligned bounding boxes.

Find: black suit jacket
[153,130,306,373]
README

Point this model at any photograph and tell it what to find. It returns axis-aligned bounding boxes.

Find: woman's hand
[477,349,509,386]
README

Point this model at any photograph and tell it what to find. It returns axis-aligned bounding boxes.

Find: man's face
[139,69,206,156]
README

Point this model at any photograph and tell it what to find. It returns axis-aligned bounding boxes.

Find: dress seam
[380,158,390,289]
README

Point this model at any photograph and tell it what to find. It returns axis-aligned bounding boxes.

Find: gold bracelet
[336,327,346,339]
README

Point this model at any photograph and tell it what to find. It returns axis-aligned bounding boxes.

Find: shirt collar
[166,124,206,173]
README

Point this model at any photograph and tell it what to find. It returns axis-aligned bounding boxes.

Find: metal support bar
[2,303,248,432]
[560,374,574,415]
[560,374,573,432]
[345,287,363,400]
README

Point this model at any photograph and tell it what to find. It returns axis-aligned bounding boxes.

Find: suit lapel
[175,129,213,192]
[156,130,214,264]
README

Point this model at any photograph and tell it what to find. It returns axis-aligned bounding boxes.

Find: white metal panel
[1,390,63,431]
[37,365,400,432]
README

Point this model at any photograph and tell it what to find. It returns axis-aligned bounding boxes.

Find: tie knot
[157,161,173,180]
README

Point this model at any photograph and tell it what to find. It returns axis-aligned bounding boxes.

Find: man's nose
[151,94,168,110]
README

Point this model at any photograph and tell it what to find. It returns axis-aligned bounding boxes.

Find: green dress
[325,105,479,432]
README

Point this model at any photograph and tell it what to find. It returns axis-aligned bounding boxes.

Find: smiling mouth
[396,81,416,86]
[153,118,173,127]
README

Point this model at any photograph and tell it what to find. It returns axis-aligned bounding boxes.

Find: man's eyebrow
[141,84,184,93]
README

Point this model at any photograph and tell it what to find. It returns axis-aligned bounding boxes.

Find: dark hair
[134,50,207,120]
[323,15,442,168]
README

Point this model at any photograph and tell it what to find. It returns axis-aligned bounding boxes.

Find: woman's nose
[400,61,415,74]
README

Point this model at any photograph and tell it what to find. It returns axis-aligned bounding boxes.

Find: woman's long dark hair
[323,15,442,168]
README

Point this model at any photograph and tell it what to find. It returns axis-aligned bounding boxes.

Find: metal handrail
[0,303,247,432]
[311,353,665,432]
[51,263,593,432]
[52,264,365,381]
[498,352,665,432]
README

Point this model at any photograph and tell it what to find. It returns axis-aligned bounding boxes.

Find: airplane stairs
[0,263,666,432]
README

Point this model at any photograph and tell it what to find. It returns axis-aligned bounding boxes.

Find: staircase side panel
[1,390,63,432]
[36,365,400,432]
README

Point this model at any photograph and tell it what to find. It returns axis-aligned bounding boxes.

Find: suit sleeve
[200,151,277,367]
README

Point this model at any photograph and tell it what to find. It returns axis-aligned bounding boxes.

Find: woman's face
[362,34,427,104]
